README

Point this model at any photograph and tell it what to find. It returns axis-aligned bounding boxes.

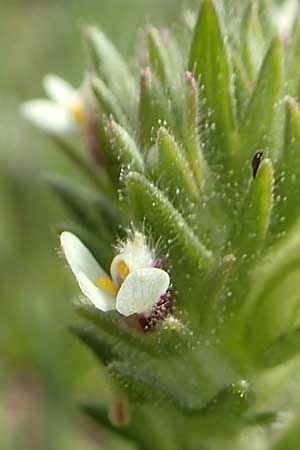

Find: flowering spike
[21,2,300,448]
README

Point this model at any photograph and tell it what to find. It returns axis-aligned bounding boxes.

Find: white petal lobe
[20,100,76,135]
[77,273,115,312]
[116,268,170,317]
[44,74,77,105]
[60,232,108,283]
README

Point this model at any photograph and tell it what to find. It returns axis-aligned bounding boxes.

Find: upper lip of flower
[60,231,170,317]
[20,74,86,136]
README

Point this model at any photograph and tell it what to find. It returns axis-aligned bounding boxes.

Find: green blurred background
[0,1,199,449]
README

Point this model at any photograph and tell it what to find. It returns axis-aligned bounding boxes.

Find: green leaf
[96,117,143,188]
[125,172,213,310]
[242,223,300,353]
[272,97,300,235]
[238,38,283,166]
[287,20,300,99]
[146,27,173,90]
[108,360,202,414]
[85,26,136,120]
[258,328,300,368]
[126,172,212,267]
[182,71,229,248]
[146,27,183,120]
[240,1,266,79]
[92,77,131,130]
[200,380,253,420]
[182,72,207,188]
[46,175,119,236]
[149,127,199,204]
[83,404,143,447]
[76,306,157,357]
[109,360,245,417]
[233,158,274,256]
[139,68,174,151]
[50,136,108,192]
[107,120,144,174]
[270,410,300,450]
[70,325,118,365]
[76,305,189,358]
[246,411,279,426]
[189,0,235,167]
[83,403,176,450]
[231,49,252,122]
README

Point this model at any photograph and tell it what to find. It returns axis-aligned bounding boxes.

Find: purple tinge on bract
[139,290,173,331]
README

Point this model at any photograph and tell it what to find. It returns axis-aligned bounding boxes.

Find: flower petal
[60,232,108,284]
[44,74,78,106]
[116,268,170,317]
[110,233,153,285]
[20,100,77,136]
[272,0,298,37]
[77,272,116,312]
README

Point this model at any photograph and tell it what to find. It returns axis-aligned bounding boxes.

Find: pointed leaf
[258,328,300,368]
[70,325,118,365]
[92,77,130,130]
[139,67,174,151]
[125,172,213,309]
[241,1,266,79]
[83,403,176,450]
[126,172,213,268]
[200,380,253,420]
[270,410,300,450]
[242,224,300,352]
[76,304,189,358]
[231,49,252,121]
[182,72,207,188]
[108,361,204,414]
[146,27,183,124]
[239,38,283,166]
[287,20,300,98]
[272,97,300,235]
[146,27,173,89]
[85,26,136,120]
[189,0,235,167]
[108,120,144,173]
[233,158,274,255]
[83,404,141,445]
[47,175,119,236]
[149,127,199,204]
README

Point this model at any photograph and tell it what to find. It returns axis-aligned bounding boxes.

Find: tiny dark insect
[252,151,264,179]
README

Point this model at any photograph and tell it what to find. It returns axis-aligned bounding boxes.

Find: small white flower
[20,75,86,136]
[271,0,298,38]
[60,231,170,317]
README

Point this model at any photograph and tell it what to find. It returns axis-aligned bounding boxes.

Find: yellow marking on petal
[117,260,130,281]
[96,277,118,296]
[70,102,86,127]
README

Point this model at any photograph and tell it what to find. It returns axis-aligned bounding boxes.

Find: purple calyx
[139,289,173,332]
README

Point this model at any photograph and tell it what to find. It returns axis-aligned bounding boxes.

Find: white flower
[20,75,86,136]
[60,231,170,317]
[271,0,298,38]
